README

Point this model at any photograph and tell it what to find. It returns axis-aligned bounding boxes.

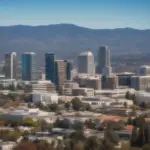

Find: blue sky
[0,0,150,29]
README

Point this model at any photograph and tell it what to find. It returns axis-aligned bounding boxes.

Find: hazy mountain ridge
[0,24,150,60]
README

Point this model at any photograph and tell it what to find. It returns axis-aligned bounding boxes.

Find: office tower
[45,53,56,83]
[55,60,67,90]
[97,46,111,74]
[78,51,95,75]
[66,61,73,80]
[4,52,16,79]
[22,52,36,81]
[138,65,150,76]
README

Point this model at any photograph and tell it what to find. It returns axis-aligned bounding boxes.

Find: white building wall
[32,93,58,105]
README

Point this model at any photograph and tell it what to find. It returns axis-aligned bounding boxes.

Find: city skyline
[0,0,150,29]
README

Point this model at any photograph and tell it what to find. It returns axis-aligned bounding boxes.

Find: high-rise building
[4,52,16,79]
[138,65,150,76]
[45,53,56,83]
[66,61,73,80]
[22,52,36,81]
[78,51,95,75]
[55,60,67,90]
[97,46,111,74]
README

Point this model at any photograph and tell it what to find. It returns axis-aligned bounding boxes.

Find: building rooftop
[23,52,36,55]
[140,65,150,68]
[79,51,93,56]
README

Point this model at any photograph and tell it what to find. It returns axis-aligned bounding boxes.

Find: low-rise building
[61,81,79,95]
[95,88,135,98]
[135,91,150,104]
[72,88,94,97]
[32,92,58,105]
[74,74,101,90]
[102,75,118,89]
[131,76,150,91]
[82,97,114,108]
[23,80,56,93]
[0,141,16,150]
[0,79,17,88]
[116,72,135,87]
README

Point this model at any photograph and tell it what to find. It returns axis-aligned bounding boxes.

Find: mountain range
[0,24,150,61]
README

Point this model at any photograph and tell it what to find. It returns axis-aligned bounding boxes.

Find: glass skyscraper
[45,53,56,83]
[22,52,36,81]
[97,46,111,75]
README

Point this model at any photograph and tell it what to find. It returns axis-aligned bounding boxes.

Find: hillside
[0,24,150,60]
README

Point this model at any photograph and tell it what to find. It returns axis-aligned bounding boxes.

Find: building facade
[45,53,56,83]
[22,52,36,81]
[4,52,16,79]
[102,75,118,89]
[78,51,95,75]
[131,76,150,91]
[97,46,111,74]
[138,65,150,76]
[66,61,73,80]
[72,88,94,97]
[55,60,67,90]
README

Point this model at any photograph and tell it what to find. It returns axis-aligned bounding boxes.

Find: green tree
[123,102,128,108]
[104,124,119,145]
[71,98,82,111]
[74,142,84,150]
[140,102,147,110]
[125,91,130,99]
[127,116,133,125]
[101,139,115,150]
[85,119,94,129]
[85,136,100,150]
[49,103,58,112]
[65,102,71,111]
[144,125,150,144]
[70,130,85,142]
[131,94,136,101]
[142,144,150,150]
[137,125,145,147]
[130,126,139,147]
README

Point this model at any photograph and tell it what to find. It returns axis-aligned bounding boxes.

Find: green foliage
[70,130,85,142]
[140,102,147,110]
[137,125,145,147]
[85,119,95,129]
[65,102,71,111]
[127,116,133,125]
[48,103,59,112]
[0,130,21,141]
[21,119,40,127]
[142,144,150,150]
[71,97,82,111]
[105,124,119,145]
[130,127,139,147]
[85,136,101,150]
[125,91,136,101]
[74,142,84,150]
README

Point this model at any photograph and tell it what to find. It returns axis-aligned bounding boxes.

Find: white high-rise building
[4,52,16,79]
[78,51,95,75]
